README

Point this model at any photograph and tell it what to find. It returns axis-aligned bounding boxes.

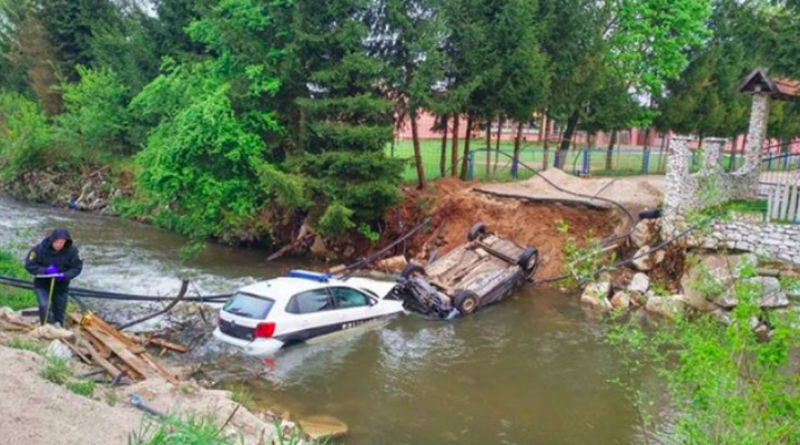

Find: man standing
[24,229,83,326]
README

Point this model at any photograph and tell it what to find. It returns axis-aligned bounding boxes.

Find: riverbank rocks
[628,273,650,294]
[632,246,665,271]
[645,295,687,319]
[680,254,744,312]
[376,255,408,273]
[716,277,789,309]
[581,281,611,309]
[610,291,631,310]
[631,219,660,248]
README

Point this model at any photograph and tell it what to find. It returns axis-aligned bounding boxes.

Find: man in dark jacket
[24,229,83,326]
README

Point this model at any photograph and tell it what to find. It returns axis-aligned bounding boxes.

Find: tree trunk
[440,114,448,177]
[460,114,473,180]
[605,130,618,170]
[485,119,492,178]
[494,117,504,175]
[542,111,551,170]
[451,114,460,176]
[513,121,524,178]
[557,111,580,169]
[410,110,426,189]
[538,114,546,142]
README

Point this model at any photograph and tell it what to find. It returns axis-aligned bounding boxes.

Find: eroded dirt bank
[386,178,622,280]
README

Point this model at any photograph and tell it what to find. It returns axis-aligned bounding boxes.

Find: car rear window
[223,292,274,320]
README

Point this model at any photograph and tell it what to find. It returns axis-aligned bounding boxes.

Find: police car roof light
[288,270,332,283]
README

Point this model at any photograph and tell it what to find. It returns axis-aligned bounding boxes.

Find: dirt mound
[409,190,616,280]
[0,346,142,445]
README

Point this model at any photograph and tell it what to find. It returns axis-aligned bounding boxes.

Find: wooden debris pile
[68,313,182,384]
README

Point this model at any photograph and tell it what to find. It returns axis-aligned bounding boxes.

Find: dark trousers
[34,287,68,326]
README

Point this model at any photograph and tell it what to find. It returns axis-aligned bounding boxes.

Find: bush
[0,246,37,310]
[608,256,800,444]
[0,93,52,180]
[317,203,356,236]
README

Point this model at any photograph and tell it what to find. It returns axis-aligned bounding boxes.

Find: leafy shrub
[0,93,52,180]
[0,246,37,310]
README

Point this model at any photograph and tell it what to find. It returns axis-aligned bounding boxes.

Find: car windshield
[223,292,275,320]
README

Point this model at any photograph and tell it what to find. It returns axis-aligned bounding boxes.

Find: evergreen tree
[294,0,404,232]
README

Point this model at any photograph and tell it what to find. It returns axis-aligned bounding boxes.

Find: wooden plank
[83,325,156,380]
[140,354,179,385]
[148,338,189,353]
[767,186,775,222]
[81,339,122,379]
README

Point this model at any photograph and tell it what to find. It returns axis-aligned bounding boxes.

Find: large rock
[610,291,631,311]
[310,235,328,256]
[645,295,687,319]
[628,273,650,294]
[632,246,666,272]
[376,255,408,273]
[611,268,634,292]
[717,277,789,309]
[581,281,611,309]
[681,254,743,312]
[631,219,660,249]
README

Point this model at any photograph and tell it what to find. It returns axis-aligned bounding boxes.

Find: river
[0,196,661,445]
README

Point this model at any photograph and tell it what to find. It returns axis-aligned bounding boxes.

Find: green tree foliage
[131,61,304,243]
[294,0,404,228]
[608,256,800,444]
[56,66,130,161]
[0,92,52,180]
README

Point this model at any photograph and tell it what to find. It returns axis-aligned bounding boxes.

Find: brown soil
[394,181,617,280]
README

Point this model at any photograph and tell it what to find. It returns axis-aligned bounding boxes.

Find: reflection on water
[1,196,662,445]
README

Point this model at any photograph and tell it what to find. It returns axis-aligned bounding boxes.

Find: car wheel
[467,222,488,242]
[518,247,539,273]
[453,290,479,315]
[400,263,426,279]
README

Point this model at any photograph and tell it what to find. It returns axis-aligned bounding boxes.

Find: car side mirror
[369,297,378,306]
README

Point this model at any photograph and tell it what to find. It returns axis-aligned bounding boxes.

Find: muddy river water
[0,197,662,445]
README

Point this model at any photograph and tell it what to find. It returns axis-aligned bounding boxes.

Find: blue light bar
[288,270,332,283]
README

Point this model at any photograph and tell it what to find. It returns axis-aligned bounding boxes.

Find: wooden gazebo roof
[739,68,800,100]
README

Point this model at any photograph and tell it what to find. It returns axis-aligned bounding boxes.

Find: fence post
[468,152,475,180]
[511,151,519,179]
[581,149,589,176]
[642,146,650,174]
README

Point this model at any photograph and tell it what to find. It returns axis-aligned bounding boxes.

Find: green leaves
[0,92,52,180]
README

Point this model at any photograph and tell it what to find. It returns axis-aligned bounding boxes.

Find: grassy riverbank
[0,246,36,310]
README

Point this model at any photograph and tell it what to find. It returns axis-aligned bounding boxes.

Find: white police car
[213,270,405,357]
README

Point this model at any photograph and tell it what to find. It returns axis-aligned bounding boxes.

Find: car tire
[467,222,488,242]
[453,290,479,315]
[401,263,426,279]
[517,247,539,273]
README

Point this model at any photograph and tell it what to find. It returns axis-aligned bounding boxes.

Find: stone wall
[701,218,800,266]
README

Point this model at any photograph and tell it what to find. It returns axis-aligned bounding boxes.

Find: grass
[230,386,254,409]
[0,246,37,310]
[66,379,96,397]
[40,355,72,385]
[128,415,331,445]
[7,337,46,355]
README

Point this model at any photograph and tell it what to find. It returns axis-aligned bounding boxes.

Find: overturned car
[395,223,539,319]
